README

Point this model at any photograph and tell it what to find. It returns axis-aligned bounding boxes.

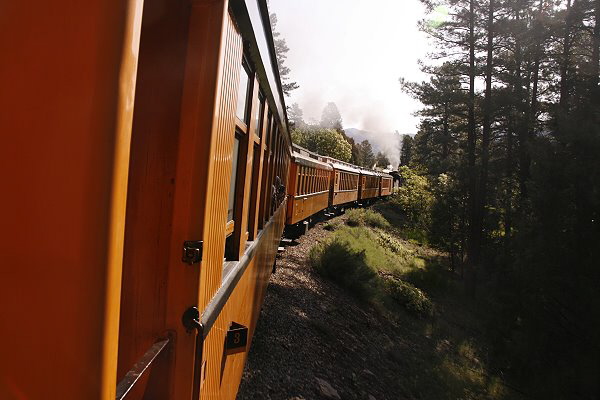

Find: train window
[227,135,241,224]
[255,92,265,138]
[247,143,261,240]
[236,61,251,123]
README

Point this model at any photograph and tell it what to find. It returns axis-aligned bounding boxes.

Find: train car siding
[1,0,399,398]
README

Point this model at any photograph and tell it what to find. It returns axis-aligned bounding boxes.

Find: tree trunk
[559,0,574,114]
[592,0,600,103]
[479,0,494,269]
[443,102,450,160]
[504,115,514,261]
[513,4,530,203]
[466,0,479,296]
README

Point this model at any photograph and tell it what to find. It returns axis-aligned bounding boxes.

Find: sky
[269,0,432,164]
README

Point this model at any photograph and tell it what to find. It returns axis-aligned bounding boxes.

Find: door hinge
[182,240,203,265]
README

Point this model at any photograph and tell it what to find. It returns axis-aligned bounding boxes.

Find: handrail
[115,338,170,400]
[200,199,285,338]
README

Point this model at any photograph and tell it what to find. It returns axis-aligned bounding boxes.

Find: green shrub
[363,210,390,228]
[345,209,390,229]
[389,166,433,230]
[323,220,341,231]
[310,237,377,300]
[376,231,408,255]
[384,278,434,318]
[403,261,448,291]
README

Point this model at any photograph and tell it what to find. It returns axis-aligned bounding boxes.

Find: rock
[362,369,375,378]
[368,395,377,400]
[315,377,341,400]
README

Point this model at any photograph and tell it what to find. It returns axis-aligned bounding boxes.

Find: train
[286,144,393,227]
[0,1,394,399]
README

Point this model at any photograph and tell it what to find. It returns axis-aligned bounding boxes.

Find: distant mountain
[344,128,415,168]
[344,128,383,154]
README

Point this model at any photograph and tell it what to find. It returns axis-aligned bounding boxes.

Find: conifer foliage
[402,0,600,396]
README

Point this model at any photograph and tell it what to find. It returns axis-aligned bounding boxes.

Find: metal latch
[182,241,203,265]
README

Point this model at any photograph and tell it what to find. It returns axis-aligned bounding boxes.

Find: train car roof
[360,168,380,176]
[292,152,333,170]
[328,161,361,174]
[230,0,290,139]
[314,154,361,174]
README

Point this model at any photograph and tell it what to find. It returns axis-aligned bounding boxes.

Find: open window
[225,59,253,260]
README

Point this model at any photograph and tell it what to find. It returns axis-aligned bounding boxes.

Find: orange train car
[286,151,333,225]
[1,0,292,399]
[380,173,394,196]
[1,0,400,397]
[359,169,382,201]
[324,157,361,207]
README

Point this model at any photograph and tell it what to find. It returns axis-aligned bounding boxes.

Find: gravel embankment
[237,218,418,400]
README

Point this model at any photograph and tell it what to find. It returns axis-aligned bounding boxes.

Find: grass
[384,277,434,318]
[309,206,519,400]
[310,209,437,317]
[345,208,390,229]
[309,237,377,300]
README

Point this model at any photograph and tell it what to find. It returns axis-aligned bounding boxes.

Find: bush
[389,166,433,230]
[310,237,377,300]
[384,278,434,318]
[323,220,341,231]
[345,209,390,229]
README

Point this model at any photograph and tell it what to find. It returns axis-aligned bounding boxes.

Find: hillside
[237,205,523,400]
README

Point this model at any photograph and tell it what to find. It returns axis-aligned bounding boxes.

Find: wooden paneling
[116,0,192,398]
[332,171,359,206]
[333,190,358,205]
[0,0,142,398]
[199,7,243,304]
[288,192,330,224]
[380,177,392,196]
[201,202,287,399]
[359,175,380,200]
[257,111,272,229]
[247,83,266,240]
[162,1,234,398]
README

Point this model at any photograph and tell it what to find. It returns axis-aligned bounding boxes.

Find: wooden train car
[327,159,361,206]
[310,151,361,208]
[380,173,393,196]
[359,169,382,201]
[1,0,402,397]
[1,0,291,399]
[286,152,333,224]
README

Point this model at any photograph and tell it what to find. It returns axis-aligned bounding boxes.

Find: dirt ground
[237,212,521,400]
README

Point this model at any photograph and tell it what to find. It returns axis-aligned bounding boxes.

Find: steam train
[0,0,392,399]
[286,144,393,227]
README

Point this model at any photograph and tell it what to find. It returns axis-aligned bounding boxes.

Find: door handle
[182,307,204,400]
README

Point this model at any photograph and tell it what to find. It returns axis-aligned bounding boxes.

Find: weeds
[311,220,436,318]
[384,278,434,318]
[345,208,390,229]
[309,237,376,300]
[323,220,341,231]
[309,208,514,400]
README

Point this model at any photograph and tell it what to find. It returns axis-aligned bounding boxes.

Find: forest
[397,0,600,397]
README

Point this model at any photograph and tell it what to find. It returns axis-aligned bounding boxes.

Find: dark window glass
[256,93,265,137]
[236,64,250,122]
[227,136,240,222]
